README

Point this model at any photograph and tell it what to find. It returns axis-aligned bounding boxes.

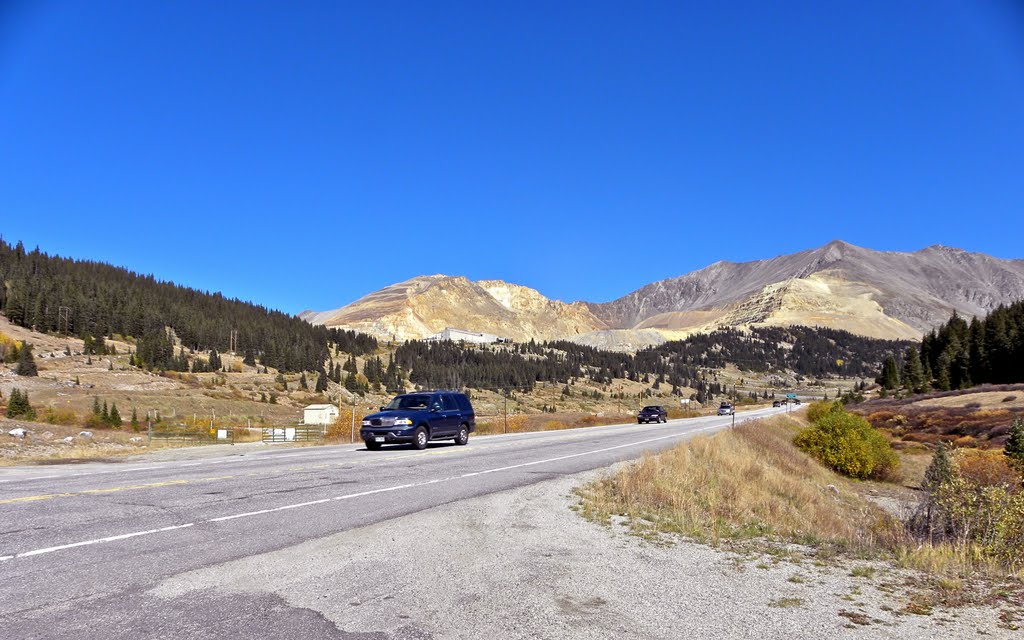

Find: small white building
[303,404,339,426]
[426,327,506,344]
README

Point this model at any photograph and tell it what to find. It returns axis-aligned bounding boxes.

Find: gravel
[152,469,1015,639]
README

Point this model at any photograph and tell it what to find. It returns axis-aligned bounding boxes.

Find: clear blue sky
[2,1,1023,313]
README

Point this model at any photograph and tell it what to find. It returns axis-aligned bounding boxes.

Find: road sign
[786,393,797,399]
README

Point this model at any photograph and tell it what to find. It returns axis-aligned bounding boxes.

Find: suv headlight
[361,420,371,426]
[394,418,413,426]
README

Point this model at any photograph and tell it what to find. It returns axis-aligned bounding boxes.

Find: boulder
[63,436,75,444]
[7,428,27,438]
[78,430,94,439]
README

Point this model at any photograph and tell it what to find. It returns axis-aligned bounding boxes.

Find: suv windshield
[642,406,661,411]
[385,394,432,410]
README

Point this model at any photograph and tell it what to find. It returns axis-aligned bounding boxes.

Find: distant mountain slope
[300,276,606,342]
[588,241,1024,339]
[303,241,1024,344]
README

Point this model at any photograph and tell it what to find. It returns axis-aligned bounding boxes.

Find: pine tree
[901,347,925,394]
[924,442,955,493]
[102,400,109,423]
[315,371,328,393]
[92,396,101,416]
[109,403,122,428]
[878,354,900,390]
[16,341,38,376]
[300,372,309,390]
[1005,417,1024,469]
[130,407,139,430]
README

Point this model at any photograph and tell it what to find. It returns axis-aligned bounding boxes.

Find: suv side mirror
[379,406,386,411]
[431,403,442,412]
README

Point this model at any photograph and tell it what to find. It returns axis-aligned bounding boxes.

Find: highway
[0,406,789,639]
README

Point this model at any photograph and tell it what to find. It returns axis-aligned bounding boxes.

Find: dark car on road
[772,400,782,408]
[637,405,668,424]
[360,391,475,450]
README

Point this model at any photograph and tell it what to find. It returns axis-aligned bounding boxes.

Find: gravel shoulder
[152,469,1013,639]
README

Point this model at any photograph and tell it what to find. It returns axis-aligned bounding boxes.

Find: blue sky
[2,1,1023,313]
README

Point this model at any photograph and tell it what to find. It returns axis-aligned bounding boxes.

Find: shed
[303,404,339,426]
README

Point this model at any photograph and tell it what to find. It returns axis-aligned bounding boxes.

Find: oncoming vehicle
[360,391,475,450]
[636,405,668,424]
[772,400,782,408]
[717,402,735,416]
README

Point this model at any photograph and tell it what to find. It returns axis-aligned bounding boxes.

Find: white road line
[2,422,734,562]
[4,524,195,561]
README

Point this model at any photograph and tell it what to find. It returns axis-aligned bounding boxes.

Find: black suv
[360,391,476,450]
[637,405,668,424]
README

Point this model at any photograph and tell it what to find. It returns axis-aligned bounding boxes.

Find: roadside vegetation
[576,408,1024,618]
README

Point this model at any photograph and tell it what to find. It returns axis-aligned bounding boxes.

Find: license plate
[374,437,385,442]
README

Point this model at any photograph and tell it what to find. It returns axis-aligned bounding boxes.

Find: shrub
[43,407,79,425]
[956,449,1021,488]
[794,405,899,480]
[806,400,839,424]
[1004,396,1018,403]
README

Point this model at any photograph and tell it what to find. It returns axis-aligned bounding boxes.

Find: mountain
[588,241,1024,341]
[299,276,606,342]
[303,241,1024,345]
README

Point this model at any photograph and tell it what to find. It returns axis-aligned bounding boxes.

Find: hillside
[591,240,1024,339]
[0,239,376,372]
[304,241,1024,345]
[300,275,606,342]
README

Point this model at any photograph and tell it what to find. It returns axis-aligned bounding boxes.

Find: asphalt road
[0,406,791,639]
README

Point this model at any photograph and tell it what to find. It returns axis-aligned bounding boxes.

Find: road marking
[7,523,195,560]
[0,493,74,505]
[0,418,745,561]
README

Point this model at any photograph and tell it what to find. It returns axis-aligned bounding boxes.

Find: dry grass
[576,416,899,551]
[474,412,637,436]
[575,413,1024,612]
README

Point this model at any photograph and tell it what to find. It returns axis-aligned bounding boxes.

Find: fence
[261,426,325,443]
[149,427,234,446]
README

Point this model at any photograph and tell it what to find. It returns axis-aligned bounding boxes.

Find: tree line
[393,324,908,395]
[877,300,1024,393]
[0,239,377,372]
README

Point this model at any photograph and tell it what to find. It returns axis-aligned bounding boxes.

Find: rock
[8,428,28,438]
[129,437,143,443]
[78,431,94,439]
[826,484,840,495]
[63,436,75,444]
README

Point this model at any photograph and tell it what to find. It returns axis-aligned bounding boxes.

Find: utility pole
[504,393,508,434]
[58,306,72,336]
[351,397,356,443]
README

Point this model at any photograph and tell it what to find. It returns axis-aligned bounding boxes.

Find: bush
[806,400,839,424]
[43,407,79,425]
[794,404,899,480]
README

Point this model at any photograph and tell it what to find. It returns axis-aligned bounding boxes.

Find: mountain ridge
[302,241,1024,347]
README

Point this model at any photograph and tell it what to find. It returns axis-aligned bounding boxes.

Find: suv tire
[412,426,429,450]
[366,440,382,451]
[455,424,469,446]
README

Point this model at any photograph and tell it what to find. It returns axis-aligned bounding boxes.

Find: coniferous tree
[901,347,925,394]
[300,372,309,390]
[92,396,101,416]
[130,407,139,430]
[16,341,37,376]
[315,371,328,393]
[1005,417,1024,469]
[878,355,900,390]
[109,403,122,428]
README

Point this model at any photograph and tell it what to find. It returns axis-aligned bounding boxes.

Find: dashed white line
[6,523,195,561]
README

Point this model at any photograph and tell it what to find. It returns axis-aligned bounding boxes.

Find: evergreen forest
[0,239,377,372]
